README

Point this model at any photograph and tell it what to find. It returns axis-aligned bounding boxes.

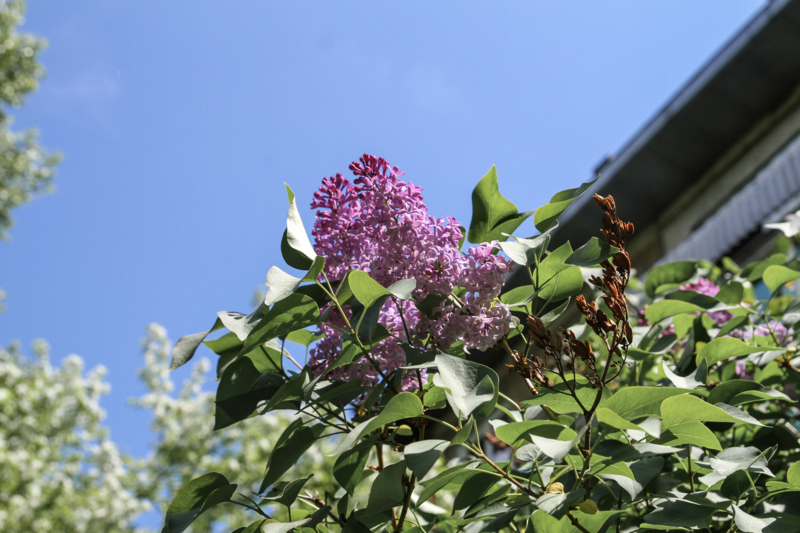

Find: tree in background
[1,322,341,533]
[0,339,149,531]
[0,0,59,240]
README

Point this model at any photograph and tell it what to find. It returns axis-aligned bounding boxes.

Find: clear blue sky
[1,1,763,459]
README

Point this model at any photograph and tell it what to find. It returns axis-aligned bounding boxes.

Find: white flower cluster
[0,339,149,533]
[0,324,340,532]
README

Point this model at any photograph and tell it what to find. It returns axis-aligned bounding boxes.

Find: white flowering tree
[0,324,350,533]
[0,340,148,532]
[0,0,59,240]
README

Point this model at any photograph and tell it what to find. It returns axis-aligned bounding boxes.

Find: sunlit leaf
[468,166,533,243]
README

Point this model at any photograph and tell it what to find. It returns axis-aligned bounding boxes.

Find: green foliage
[160,166,800,533]
[533,179,596,233]
[468,165,533,244]
[0,0,60,239]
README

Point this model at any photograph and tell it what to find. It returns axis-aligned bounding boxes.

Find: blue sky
[1,1,764,460]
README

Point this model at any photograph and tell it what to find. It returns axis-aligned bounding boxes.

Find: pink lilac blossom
[307,155,512,390]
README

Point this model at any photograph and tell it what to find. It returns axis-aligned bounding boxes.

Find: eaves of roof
[549,0,800,251]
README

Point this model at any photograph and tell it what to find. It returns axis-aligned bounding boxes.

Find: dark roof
[551,0,800,251]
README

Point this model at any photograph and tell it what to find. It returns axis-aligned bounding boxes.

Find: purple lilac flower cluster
[681,277,793,345]
[307,155,512,390]
[680,278,734,327]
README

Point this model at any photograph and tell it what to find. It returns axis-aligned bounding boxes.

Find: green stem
[317,274,396,393]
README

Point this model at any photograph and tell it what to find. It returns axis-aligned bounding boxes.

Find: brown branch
[298,494,340,524]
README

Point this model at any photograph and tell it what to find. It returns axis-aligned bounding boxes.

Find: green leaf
[528,510,569,533]
[453,472,499,511]
[644,261,696,298]
[265,371,310,411]
[601,387,690,420]
[644,300,705,324]
[789,462,800,487]
[500,285,536,306]
[493,420,576,446]
[170,318,224,370]
[404,440,449,479]
[536,262,584,303]
[571,510,624,533]
[259,424,324,493]
[348,270,392,309]
[264,266,303,307]
[418,461,479,504]
[588,460,635,480]
[214,356,284,428]
[530,431,583,463]
[261,475,313,508]
[468,166,533,243]
[743,253,786,282]
[699,446,775,487]
[716,281,744,305]
[661,360,707,390]
[242,294,320,354]
[498,232,551,267]
[721,470,751,500]
[535,489,585,519]
[566,237,620,267]
[542,242,573,265]
[763,265,800,293]
[540,298,572,326]
[717,315,749,338]
[644,500,715,529]
[345,296,390,345]
[281,183,318,270]
[451,418,475,445]
[303,255,326,282]
[423,386,447,408]
[331,393,424,455]
[285,329,323,348]
[333,438,374,496]
[605,457,664,499]
[664,290,721,309]
[533,179,596,233]
[596,408,645,432]
[782,297,800,325]
[733,506,775,533]
[238,520,266,533]
[696,337,782,367]
[661,394,762,428]
[523,378,609,414]
[162,473,233,533]
[218,305,267,342]
[204,331,244,358]
[364,461,407,515]
[655,421,721,450]
[387,278,416,300]
[708,379,763,405]
[262,519,312,533]
[434,353,499,419]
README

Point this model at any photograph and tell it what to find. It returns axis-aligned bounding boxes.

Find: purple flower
[731,320,793,346]
[734,360,753,381]
[308,155,512,389]
[680,278,734,327]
